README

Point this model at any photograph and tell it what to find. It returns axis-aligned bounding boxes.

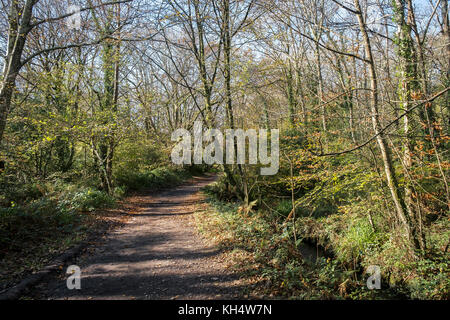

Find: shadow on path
[32,175,244,300]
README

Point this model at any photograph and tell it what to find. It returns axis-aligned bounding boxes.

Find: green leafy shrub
[114,138,165,173]
[274,200,293,217]
[335,218,385,264]
[115,166,191,191]
[273,199,309,219]
[0,176,46,207]
[59,188,116,212]
[408,255,450,300]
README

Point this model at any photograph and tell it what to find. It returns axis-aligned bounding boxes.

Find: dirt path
[31,175,243,300]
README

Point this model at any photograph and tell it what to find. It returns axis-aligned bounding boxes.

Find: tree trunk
[223,0,247,203]
[442,0,450,134]
[286,60,296,127]
[354,0,415,249]
[314,42,326,133]
[0,0,35,147]
[392,0,423,251]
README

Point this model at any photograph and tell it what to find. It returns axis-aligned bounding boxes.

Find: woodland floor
[26,174,244,300]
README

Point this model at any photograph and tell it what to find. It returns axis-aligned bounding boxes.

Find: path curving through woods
[31,175,243,300]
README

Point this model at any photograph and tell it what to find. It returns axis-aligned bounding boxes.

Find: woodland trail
[31,175,243,300]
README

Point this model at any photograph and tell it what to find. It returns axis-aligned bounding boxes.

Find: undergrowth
[195,180,449,300]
